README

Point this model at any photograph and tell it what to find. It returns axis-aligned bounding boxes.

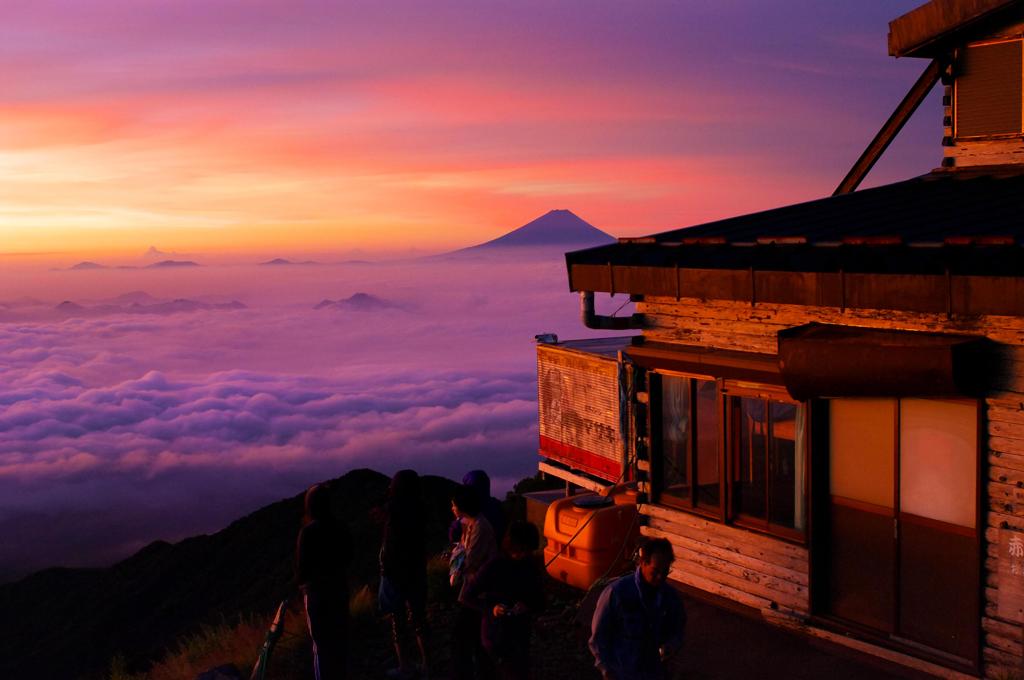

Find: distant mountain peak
[145,260,199,269]
[143,246,177,259]
[259,258,317,266]
[450,210,615,255]
[70,261,107,270]
[313,292,403,312]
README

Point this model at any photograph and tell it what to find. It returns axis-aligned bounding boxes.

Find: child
[465,521,545,680]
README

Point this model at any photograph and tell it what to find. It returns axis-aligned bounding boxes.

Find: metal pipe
[579,291,643,330]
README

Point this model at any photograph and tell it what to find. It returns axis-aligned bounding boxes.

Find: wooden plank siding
[634,295,1024,678]
[640,504,810,617]
[946,136,1024,168]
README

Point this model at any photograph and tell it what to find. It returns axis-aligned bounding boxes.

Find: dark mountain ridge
[50,297,246,318]
[0,469,457,680]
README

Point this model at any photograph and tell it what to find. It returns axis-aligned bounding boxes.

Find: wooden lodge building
[535,1,1024,677]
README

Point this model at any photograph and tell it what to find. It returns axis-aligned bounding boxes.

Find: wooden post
[834,58,945,195]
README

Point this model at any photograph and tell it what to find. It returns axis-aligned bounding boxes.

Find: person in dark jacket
[295,483,352,680]
[589,538,685,680]
[448,470,506,545]
[464,521,545,680]
[379,470,429,679]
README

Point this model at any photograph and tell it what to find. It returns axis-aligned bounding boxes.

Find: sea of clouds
[0,252,632,581]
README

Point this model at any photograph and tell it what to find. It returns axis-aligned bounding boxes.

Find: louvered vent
[955,40,1023,138]
[537,344,623,481]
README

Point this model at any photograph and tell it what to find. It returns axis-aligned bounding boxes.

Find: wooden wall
[636,295,1024,678]
[943,27,1024,170]
[640,505,809,616]
[945,135,1024,168]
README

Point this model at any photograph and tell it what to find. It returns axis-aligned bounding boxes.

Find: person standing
[589,538,685,680]
[464,521,545,680]
[449,470,507,545]
[295,483,352,680]
[379,470,429,679]
[463,469,507,544]
[450,484,498,680]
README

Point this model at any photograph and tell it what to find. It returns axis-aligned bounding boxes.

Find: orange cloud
[0,1,935,258]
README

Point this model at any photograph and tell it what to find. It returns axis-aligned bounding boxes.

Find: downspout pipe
[579,291,643,330]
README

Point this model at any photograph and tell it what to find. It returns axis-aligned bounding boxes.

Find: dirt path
[269,576,928,680]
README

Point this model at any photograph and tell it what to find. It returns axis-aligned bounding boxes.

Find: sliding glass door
[824,398,979,663]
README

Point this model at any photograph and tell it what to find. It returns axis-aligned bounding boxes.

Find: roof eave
[566,252,1024,316]
[888,0,1024,58]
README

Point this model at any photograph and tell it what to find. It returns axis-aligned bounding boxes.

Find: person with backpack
[295,483,352,680]
[464,521,546,680]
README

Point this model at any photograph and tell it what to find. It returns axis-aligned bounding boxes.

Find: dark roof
[565,169,1024,315]
[545,337,633,359]
[633,168,1024,248]
[889,0,1024,57]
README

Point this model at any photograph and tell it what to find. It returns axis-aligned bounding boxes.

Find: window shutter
[955,40,1023,138]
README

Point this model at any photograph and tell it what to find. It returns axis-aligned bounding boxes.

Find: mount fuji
[444,209,615,257]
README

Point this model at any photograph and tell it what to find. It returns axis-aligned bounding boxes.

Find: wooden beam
[537,461,610,492]
[766,614,981,680]
[888,0,1021,57]
[834,58,945,196]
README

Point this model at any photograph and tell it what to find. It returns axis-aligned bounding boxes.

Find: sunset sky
[0,0,960,581]
[2,0,939,259]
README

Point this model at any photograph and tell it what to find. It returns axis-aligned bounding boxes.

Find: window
[654,374,720,515]
[652,373,806,539]
[730,393,805,536]
[828,397,977,528]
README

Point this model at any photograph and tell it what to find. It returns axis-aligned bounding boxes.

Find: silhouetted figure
[589,538,685,680]
[379,470,429,679]
[450,484,498,680]
[448,469,507,545]
[295,483,352,680]
[464,521,545,680]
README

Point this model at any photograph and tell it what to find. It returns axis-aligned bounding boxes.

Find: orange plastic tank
[543,487,640,590]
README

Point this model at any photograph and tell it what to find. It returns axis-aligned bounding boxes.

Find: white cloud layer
[0,253,631,580]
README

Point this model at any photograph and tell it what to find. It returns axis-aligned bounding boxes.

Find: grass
[143,616,267,680]
[107,586,387,680]
[349,585,376,627]
[426,554,455,604]
[107,654,146,680]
